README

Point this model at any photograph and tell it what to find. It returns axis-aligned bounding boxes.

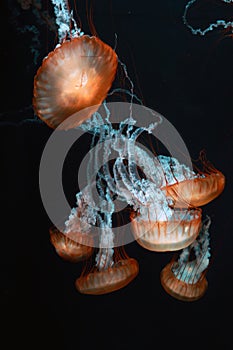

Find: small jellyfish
[49,226,94,263]
[75,247,139,295]
[160,216,211,301]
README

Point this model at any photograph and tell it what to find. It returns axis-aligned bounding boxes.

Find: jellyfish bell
[160,261,208,302]
[75,247,139,295]
[76,258,139,295]
[130,208,202,252]
[162,170,225,208]
[49,226,94,263]
[158,155,225,208]
[33,35,118,129]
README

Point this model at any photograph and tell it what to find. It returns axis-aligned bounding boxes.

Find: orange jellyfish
[160,154,225,208]
[160,217,211,301]
[131,207,202,252]
[75,247,139,295]
[49,226,94,263]
[160,261,208,302]
[33,35,118,129]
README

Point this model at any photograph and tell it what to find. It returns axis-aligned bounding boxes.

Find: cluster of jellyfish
[34,0,225,301]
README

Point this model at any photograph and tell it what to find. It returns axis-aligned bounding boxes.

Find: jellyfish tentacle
[183,0,233,36]
[114,157,147,206]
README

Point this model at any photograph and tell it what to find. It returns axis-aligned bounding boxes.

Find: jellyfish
[131,207,202,252]
[33,0,118,129]
[158,155,225,208]
[162,170,225,208]
[49,225,94,263]
[75,246,139,295]
[160,216,211,301]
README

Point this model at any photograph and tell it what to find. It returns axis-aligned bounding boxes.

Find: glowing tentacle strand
[183,0,233,36]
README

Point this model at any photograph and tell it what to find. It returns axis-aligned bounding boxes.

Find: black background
[1,1,233,349]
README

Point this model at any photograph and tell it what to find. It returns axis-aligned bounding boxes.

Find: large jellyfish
[33,0,118,129]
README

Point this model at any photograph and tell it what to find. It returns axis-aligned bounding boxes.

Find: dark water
[1,1,232,349]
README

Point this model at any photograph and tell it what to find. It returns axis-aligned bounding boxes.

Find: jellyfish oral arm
[172,216,211,284]
[51,0,83,42]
